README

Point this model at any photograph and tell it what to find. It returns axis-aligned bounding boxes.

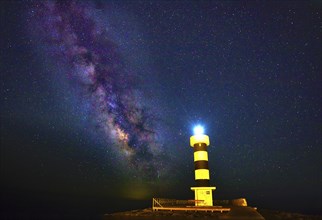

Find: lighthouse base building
[190,131,216,206]
[191,187,216,206]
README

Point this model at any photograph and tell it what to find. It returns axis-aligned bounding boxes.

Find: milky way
[27,1,166,179]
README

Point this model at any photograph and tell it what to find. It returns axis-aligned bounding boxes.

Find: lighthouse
[190,125,216,206]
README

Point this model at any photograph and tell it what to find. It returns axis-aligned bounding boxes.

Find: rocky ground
[107,207,322,220]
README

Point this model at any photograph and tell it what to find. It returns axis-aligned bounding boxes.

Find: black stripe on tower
[193,143,210,187]
[194,160,209,170]
[196,179,210,187]
[193,143,207,152]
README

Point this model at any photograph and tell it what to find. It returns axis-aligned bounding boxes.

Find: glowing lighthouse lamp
[190,125,216,206]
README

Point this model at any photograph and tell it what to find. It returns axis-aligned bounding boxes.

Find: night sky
[1,0,321,216]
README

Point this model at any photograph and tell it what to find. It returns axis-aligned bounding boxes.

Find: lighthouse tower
[190,125,216,206]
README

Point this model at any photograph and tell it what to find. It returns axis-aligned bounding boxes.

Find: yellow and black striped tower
[190,125,216,206]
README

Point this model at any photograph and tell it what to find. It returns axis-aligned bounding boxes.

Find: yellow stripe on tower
[195,169,210,179]
[190,135,210,147]
[194,151,208,161]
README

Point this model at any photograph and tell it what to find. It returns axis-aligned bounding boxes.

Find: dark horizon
[1,0,321,218]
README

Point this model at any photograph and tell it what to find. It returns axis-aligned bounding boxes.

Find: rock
[231,198,248,206]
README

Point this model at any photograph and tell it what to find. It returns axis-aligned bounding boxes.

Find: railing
[152,198,202,209]
[152,198,231,212]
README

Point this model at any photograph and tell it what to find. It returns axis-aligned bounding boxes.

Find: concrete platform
[153,205,231,212]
